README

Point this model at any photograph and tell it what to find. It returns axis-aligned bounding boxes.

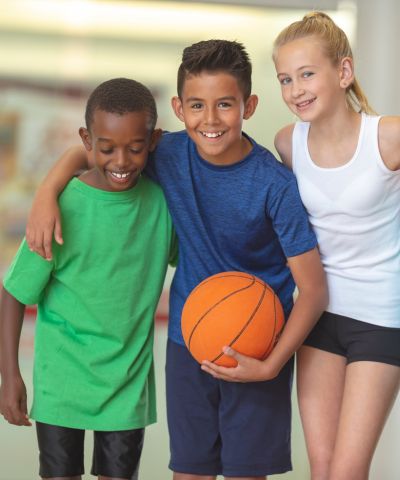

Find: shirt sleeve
[266,174,317,258]
[3,238,54,305]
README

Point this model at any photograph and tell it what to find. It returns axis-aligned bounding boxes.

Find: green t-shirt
[3,176,177,431]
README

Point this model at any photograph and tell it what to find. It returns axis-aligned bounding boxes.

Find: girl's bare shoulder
[274,124,295,169]
[378,116,400,171]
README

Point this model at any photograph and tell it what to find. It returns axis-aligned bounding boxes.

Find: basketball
[181,271,285,367]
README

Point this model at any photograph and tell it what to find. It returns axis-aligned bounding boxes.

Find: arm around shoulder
[274,124,295,169]
[26,145,89,260]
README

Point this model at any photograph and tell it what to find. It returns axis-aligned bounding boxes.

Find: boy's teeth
[202,132,222,138]
[111,172,130,179]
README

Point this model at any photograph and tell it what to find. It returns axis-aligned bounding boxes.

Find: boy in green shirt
[0,78,177,480]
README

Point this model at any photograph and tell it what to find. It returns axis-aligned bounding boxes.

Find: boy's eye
[100,149,113,154]
[130,148,142,154]
[218,102,231,108]
[190,103,203,110]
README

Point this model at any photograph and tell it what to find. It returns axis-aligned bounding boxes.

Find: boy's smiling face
[172,71,258,166]
[79,109,158,192]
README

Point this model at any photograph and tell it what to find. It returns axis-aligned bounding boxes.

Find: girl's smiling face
[274,36,351,122]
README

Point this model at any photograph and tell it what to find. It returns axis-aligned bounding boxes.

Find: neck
[309,109,361,142]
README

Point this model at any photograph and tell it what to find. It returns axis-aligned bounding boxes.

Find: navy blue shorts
[166,339,293,477]
[304,311,400,366]
[36,421,143,479]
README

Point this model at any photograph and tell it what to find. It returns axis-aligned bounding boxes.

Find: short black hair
[177,39,252,100]
[85,77,157,131]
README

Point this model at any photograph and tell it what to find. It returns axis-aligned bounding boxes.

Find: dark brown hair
[177,39,252,100]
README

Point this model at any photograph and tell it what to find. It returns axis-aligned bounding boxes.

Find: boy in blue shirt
[24,41,327,479]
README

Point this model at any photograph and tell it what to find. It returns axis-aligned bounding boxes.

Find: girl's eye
[101,149,113,154]
[130,148,141,154]
[280,77,291,86]
[302,71,314,78]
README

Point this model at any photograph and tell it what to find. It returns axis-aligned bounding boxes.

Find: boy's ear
[149,128,163,152]
[79,127,92,151]
[243,94,258,120]
[339,57,354,89]
[171,96,185,123]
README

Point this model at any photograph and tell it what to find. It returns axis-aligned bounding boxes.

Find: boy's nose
[115,151,129,168]
[204,107,218,124]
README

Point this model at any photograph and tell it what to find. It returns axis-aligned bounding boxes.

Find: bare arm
[201,247,328,382]
[0,287,31,426]
[378,116,400,171]
[26,145,88,260]
[274,124,295,169]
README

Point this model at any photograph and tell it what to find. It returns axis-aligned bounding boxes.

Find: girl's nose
[292,82,305,98]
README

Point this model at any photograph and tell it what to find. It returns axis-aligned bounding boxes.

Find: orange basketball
[181,271,285,367]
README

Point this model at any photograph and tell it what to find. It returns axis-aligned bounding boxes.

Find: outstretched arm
[201,247,328,382]
[26,145,88,260]
[0,287,31,426]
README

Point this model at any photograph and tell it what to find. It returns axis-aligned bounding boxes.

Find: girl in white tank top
[271,11,400,480]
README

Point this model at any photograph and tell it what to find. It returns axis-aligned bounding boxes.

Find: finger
[222,346,240,358]
[43,224,54,261]
[54,217,64,245]
[20,398,32,427]
[26,226,35,251]
[201,361,237,378]
[32,230,47,259]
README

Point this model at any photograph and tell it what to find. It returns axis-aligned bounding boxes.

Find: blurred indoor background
[0,0,399,479]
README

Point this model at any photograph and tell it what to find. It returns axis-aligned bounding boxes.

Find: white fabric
[292,113,400,327]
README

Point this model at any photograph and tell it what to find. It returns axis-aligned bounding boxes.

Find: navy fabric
[304,311,400,366]
[166,340,293,476]
[146,131,317,345]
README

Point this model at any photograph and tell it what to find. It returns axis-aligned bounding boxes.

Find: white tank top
[292,113,400,327]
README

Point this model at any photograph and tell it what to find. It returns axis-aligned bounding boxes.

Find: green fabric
[4,176,177,430]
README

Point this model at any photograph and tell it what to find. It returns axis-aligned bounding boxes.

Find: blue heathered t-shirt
[146,131,317,345]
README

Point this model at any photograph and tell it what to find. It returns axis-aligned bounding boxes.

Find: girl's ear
[171,96,185,122]
[79,127,92,151]
[339,57,355,89]
[243,94,258,120]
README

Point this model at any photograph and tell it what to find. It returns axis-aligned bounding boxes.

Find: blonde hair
[272,11,376,114]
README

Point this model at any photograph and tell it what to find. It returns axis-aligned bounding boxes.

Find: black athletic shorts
[303,311,400,366]
[36,421,144,479]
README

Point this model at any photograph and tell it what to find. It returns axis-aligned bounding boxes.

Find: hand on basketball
[201,346,279,383]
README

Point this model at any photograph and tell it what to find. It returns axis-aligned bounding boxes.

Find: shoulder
[377,116,400,171]
[141,174,164,194]
[158,130,189,149]
[274,124,295,169]
[250,141,297,194]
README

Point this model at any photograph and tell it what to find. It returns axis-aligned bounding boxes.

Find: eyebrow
[185,95,237,103]
[277,64,318,76]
